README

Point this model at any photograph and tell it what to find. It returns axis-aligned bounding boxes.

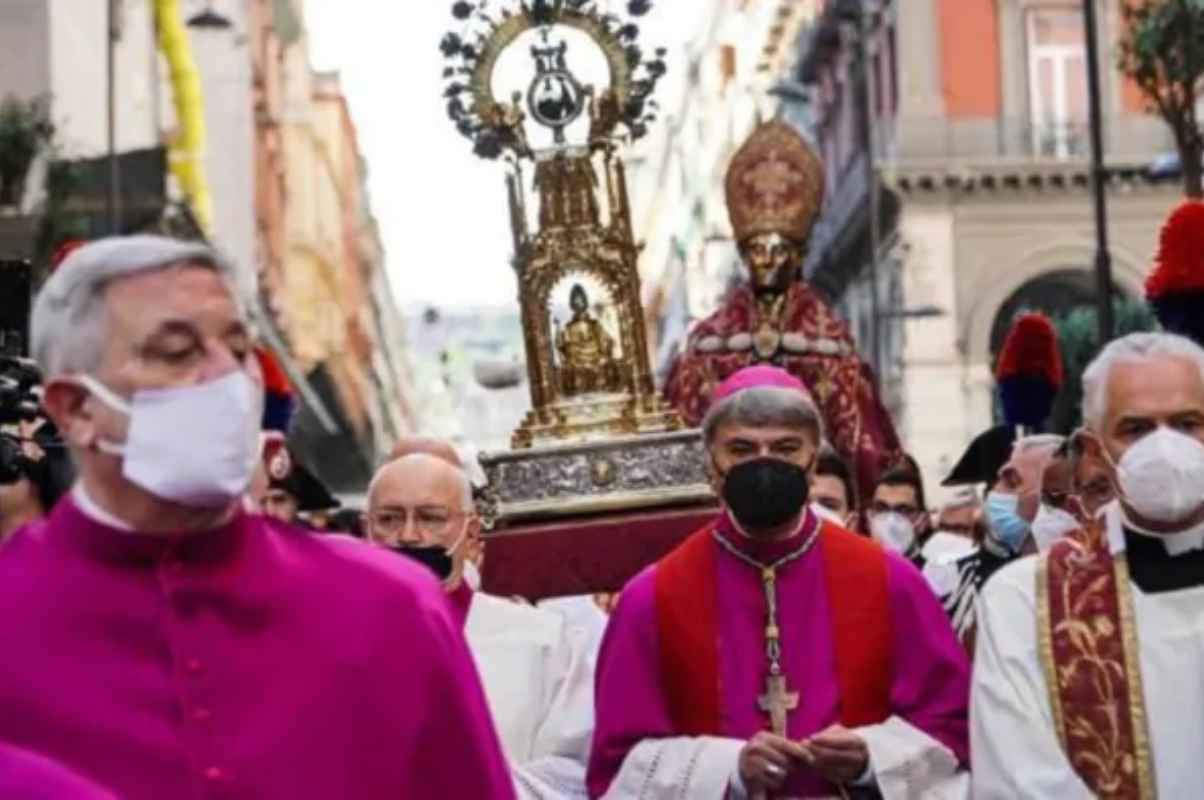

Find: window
[886,25,898,116]
[1026,8,1088,159]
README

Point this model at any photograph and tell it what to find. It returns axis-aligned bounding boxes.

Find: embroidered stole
[1038,531,1156,799]
[653,520,893,736]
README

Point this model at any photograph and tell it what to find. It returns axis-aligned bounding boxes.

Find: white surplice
[537,595,609,669]
[601,717,968,800]
[971,501,1204,798]
[466,591,596,800]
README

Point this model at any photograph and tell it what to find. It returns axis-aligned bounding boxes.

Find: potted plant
[0,95,55,210]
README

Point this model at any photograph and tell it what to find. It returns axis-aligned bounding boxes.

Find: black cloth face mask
[391,544,454,582]
[721,457,810,533]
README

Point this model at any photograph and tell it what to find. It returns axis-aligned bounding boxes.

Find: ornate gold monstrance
[441,0,710,527]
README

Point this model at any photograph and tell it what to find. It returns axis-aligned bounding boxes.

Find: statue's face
[742,233,803,293]
[570,287,587,313]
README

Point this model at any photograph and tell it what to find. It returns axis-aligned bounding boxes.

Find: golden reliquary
[440,0,711,527]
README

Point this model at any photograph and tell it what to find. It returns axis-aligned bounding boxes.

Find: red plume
[255,347,292,396]
[1146,200,1204,299]
[50,239,87,271]
[255,346,295,432]
[995,313,1064,387]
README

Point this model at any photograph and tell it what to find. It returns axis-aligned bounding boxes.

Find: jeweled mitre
[725,120,825,245]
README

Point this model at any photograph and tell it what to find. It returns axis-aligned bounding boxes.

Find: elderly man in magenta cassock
[367,451,596,800]
[972,331,1204,798]
[0,236,515,800]
[588,365,970,800]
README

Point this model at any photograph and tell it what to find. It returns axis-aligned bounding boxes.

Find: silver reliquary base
[477,428,714,529]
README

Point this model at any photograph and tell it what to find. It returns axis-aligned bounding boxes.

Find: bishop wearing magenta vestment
[0,237,515,800]
[589,367,969,799]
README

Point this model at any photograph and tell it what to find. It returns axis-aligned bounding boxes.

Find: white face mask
[80,372,261,510]
[1115,427,1204,526]
[1030,504,1080,552]
[809,502,843,527]
[869,512,916,554]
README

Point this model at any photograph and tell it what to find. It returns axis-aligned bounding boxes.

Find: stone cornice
[885,158,1178,196]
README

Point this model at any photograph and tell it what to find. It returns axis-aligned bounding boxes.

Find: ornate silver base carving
[477,428,713,529]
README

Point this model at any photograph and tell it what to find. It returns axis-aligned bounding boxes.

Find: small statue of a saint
[556,284,623,396]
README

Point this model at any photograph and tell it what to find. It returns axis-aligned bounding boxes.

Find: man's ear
[706,451,724,498]
[1073,428,1106,461]
[41,379,95,449]
[465,513,483,544]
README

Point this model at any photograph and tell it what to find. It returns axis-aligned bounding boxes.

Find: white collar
[1105,500,1204,557]
[462,559,483,591]
[73,484,135,532]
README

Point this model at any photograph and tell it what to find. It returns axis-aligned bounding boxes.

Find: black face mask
[391,544,454,582]
[721,457,810,533]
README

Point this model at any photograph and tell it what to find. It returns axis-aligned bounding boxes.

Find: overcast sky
[306,0,704,311]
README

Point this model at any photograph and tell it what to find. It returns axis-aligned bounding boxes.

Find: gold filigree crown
[725,120,825,245]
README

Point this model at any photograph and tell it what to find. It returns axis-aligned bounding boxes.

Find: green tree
[1118,0,1204,198]
[32,158,87,282]
[0,95,54,207]
[1051,298,1158,432]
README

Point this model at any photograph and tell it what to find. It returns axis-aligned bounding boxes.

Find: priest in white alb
[972,332,1204,797]
[367,451,596,800]
[589,366,970,799]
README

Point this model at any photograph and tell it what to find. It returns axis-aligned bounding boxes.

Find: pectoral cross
[757,670,799,736]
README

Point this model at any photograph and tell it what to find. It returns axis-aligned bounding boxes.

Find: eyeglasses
[366,506,468,537]
[869,501,920,518]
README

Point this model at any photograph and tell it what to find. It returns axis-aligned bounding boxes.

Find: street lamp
[107,0,122,234]
[187,3,233,29]
[836,0,884,377]
[1082,0,1115,343]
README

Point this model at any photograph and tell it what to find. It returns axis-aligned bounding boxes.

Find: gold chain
[710,527,820,677]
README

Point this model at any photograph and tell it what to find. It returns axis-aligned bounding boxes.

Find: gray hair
[702,385,825,444]
[30,235,250,376]
[941,486,979,511]
[1081,332,1204,431]
[1013,433,1065,455]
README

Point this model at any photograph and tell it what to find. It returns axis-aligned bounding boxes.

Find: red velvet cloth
[479,505,719,601]
[664,282,902,505]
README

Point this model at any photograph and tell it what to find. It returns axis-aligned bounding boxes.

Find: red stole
[653,519,893,736]
[1039,530,1155,799]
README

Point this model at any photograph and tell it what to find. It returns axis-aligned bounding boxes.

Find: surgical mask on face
[869,512,916,554]
[79,372,260,510]
[810,502,844,527]
[391,521,469,584]
[1030,504,1080,552]
[985,491,1030,553]
[1114,427,1204,526]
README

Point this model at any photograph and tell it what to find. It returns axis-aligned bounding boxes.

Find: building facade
[257,1,416,491]
[0,0,162,161]
[796,0,1178,498]
[794,0,904,420]
[0,0,418,494]
[628,0,818,380]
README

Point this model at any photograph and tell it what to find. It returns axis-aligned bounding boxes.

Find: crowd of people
[0,233,1202,799]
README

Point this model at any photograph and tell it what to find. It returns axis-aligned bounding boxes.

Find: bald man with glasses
[366,453,596,800]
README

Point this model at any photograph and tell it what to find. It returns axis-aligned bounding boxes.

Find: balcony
[892,114,1169,165]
